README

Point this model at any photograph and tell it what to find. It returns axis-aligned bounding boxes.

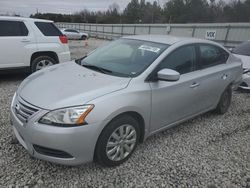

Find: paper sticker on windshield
[138,45,161,53]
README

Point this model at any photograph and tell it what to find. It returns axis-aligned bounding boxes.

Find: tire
[81,35,87,40]
[31,56,57,73]
[95,115,140,167]
[215,86,232,114]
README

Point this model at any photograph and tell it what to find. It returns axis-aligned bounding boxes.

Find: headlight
[11,92,17,107]
[243,69,250,75]
[39,105,94,127]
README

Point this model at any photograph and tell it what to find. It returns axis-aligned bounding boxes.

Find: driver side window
[158,45,196,75]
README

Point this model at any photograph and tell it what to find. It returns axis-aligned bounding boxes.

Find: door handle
[190,82,200,88]
[21,38,30,42]
[221,74,228,80]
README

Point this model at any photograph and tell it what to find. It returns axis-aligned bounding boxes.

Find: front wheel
[215,86,232,114]
[95,115,140,167]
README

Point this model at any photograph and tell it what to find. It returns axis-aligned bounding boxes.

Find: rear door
[193,44,231,110]
[0,20,30,68]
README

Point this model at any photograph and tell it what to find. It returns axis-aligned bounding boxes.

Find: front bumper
[10,97,104,166]
[239,72,250,90]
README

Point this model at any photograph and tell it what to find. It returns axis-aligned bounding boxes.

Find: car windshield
[80,39,169,77]
[232,41,250,56]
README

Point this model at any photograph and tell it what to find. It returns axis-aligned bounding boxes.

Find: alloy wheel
[36,60,54,71]
[106,124,137,161]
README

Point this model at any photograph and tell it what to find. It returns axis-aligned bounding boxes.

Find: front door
[0,20,30,68]
[150,45,203,132]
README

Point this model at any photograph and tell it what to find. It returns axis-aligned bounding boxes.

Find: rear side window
[199,44,229,69]
[35,22,62,36]
[158,45,196,74]
[0,20,28,36]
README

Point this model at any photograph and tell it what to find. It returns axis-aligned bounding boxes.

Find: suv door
[149,44,203,132]
[0,20,31,68]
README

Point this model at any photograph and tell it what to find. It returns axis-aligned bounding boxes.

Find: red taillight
[59,35,68,44]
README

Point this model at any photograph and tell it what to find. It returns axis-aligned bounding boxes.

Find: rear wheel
[81,35,87,40]
[31,56,56,73]
[95,115,140,167]
[215,86,232,114]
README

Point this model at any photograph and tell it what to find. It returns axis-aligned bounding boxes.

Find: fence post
[111,25,114,40]
[121,24,124,36]
[192,26,196,37]
[224,25,231,46]
[103,25,105,39]
[134,25,136,35]
[148,25,151,34]
[96,24,98,38]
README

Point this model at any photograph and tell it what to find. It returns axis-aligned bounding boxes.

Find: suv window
[0,20,28,36]
[199,44,229,68]
[158,45,196,74]
[35,22,62,36]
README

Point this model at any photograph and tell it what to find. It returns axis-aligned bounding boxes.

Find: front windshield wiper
[75,56,87,64]
[82,64,113,74]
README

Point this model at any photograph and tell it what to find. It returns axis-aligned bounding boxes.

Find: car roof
[123,35,218,46]
[0,16,53,23]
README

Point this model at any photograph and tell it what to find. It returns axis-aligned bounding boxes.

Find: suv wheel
[95,115,140,167]
[31,56,56,73]
[215,86,232,114]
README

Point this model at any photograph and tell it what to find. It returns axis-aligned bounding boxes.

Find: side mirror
[228,47,233,52]
[157,69,180,81]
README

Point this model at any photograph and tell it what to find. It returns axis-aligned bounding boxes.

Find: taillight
[59,35,68,44]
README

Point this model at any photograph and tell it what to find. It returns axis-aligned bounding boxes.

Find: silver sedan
[10,35,242,167]
[61,28,88,40]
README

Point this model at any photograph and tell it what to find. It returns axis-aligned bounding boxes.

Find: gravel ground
[0,40,250,187]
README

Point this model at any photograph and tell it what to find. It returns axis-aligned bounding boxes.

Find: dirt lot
[0,39,250,188]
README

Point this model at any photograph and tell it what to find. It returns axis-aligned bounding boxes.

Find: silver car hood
[18,62,131,110]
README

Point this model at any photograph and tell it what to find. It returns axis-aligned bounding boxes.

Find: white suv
[0,16,71,72]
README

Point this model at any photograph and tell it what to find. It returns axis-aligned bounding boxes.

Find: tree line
[30,0,250,23]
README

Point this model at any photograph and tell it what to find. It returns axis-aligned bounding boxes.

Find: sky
[0,0,164,17]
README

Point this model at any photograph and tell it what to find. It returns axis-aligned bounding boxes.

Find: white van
[0,16,71,72]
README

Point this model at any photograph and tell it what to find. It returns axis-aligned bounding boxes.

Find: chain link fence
[56,22,250,48]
